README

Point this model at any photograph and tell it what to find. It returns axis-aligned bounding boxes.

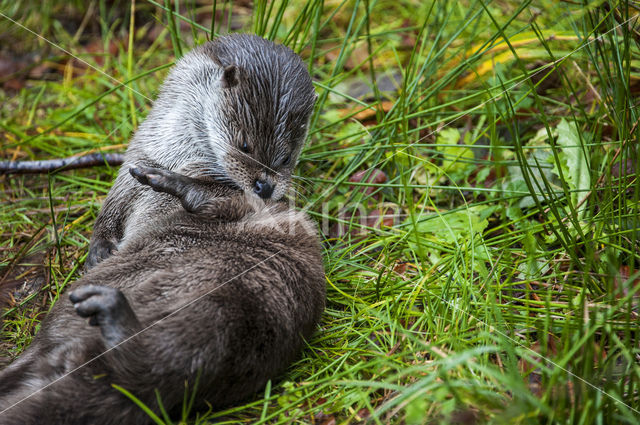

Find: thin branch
[0,153,124,175]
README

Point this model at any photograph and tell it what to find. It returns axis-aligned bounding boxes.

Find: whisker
[291,174,313,183]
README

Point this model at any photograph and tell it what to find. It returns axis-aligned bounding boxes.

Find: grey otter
[88,34,316,268]
[0,166,325,424]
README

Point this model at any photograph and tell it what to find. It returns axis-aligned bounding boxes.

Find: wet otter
[0,166,325,424]
[88,34,316,268]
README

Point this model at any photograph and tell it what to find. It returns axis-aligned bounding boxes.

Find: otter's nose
[254,179,274,199]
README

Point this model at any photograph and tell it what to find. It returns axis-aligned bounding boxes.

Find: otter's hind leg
[0,352,35,399]
[0,350,51,415]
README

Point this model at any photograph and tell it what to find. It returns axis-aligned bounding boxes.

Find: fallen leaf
[348,168,388,200]
[314,412,336,425]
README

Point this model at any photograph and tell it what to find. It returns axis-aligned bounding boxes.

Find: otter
[0,166,325,424]
[87,34,316,268]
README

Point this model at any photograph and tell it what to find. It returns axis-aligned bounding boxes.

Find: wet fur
[87,34,316,268]
[0,168,325,424]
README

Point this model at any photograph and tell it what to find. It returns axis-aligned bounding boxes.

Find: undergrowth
[1,0,639,423]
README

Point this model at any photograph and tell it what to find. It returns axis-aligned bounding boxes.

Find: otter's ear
[222,65,239,88]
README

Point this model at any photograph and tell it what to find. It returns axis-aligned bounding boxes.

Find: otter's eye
[282,153,292,166]
[241,141,250,153]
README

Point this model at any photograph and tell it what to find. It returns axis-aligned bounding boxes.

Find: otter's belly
[120,190,182,247]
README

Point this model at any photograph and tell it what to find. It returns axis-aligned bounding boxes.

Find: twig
[0,153,124,175]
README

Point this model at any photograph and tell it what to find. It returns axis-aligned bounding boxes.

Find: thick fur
[87,34,316,268]
[0,168,325,425]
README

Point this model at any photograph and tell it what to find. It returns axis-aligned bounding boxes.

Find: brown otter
[0,166,325,424]
[87,34,317,268]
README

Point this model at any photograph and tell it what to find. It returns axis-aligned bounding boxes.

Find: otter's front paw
[70,285,140,346]
[129,166,207,213]
[86,238,116,270]
[70,285,127,326]
[130,166,179,194]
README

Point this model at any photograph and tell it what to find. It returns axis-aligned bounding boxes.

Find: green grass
[1,0,640,423]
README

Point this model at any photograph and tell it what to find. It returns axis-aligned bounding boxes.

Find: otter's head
[185,34,316,200]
